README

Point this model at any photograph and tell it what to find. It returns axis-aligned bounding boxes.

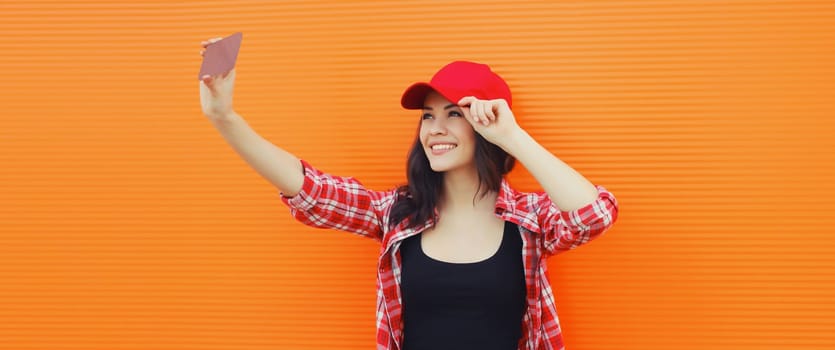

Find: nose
[428,118,448,135]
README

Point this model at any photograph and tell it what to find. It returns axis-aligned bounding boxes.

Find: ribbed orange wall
[1,1,834,349]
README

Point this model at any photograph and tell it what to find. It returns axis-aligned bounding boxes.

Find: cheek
[455,124,477,147]
[418,126,429,146]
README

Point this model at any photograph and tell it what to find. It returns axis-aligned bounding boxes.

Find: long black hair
[388,128,516,230]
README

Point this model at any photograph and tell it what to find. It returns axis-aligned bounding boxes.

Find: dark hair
[388,129,516,230]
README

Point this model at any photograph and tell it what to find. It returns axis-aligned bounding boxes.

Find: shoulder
[498,178,548,211]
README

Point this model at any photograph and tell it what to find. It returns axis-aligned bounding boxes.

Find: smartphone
[198,32,242,80]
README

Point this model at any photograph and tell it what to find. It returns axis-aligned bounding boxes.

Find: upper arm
[532,185,619,255]
[279,159,394,242]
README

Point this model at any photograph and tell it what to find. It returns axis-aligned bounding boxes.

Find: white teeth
[431,144,456,151]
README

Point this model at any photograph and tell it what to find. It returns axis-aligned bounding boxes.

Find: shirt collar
[494,178,516,216]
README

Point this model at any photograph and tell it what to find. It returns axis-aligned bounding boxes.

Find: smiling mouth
[429,143,457,155]
[432,144,456,150]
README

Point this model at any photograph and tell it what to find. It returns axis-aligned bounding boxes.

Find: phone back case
[198,32,242,80]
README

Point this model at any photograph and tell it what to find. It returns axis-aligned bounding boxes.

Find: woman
[199,38,618,350]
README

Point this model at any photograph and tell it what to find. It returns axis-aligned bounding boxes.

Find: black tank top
[399,221,527,350]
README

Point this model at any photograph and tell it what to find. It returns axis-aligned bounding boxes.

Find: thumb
[201,75,217,95]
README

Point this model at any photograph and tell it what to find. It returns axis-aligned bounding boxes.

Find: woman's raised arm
[198,38,303,196]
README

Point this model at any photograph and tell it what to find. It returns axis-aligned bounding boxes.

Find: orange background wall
[1,1,834,349]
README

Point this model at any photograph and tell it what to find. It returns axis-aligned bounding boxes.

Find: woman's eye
[449,111,462,117]
[422,113,433,120]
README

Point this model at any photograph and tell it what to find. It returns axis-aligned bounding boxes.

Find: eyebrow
[422,104,458,110]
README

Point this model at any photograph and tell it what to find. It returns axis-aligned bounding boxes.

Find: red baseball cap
[400,61,512,110]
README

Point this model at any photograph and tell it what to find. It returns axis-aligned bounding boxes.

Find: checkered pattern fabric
[280,160,619,350]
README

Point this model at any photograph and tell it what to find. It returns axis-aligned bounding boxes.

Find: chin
[428,158,468,173]
[427,157,455,172]
[428,162,450,173]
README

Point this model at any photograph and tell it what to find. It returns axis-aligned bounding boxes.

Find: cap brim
[400,82,435,109]
[402,81,464,110]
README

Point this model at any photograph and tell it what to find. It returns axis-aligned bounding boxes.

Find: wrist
[208,111,244,132]
[498,128,531,153]
[210,110,240,123]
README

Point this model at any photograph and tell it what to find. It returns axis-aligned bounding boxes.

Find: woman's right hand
[199,37,236,120]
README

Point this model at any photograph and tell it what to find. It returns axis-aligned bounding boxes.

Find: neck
[439,166,497,213]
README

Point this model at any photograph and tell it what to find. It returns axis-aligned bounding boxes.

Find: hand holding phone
[198,32,242,80]
[199,33,241,120]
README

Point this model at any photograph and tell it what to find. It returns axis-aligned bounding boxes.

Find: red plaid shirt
[280,160,619,350]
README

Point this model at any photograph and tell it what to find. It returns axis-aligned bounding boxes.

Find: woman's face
[419,91,477,173]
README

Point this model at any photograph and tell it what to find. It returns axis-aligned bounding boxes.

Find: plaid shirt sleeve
[533,185,619,255]
[279,159,397,242]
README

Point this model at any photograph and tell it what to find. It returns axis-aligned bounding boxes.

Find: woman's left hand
[457,96,523,147]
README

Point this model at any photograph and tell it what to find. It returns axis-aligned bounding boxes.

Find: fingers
[458,96,485,126]
[201,37,223,47]
[459,97,490,126]
[200,75,215,94]
[456,96,504,127]
[201,68,234,90]
[484,101,496,122]
[473,103,487,126]
[199,36,223,56]
[457,96,476,107]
